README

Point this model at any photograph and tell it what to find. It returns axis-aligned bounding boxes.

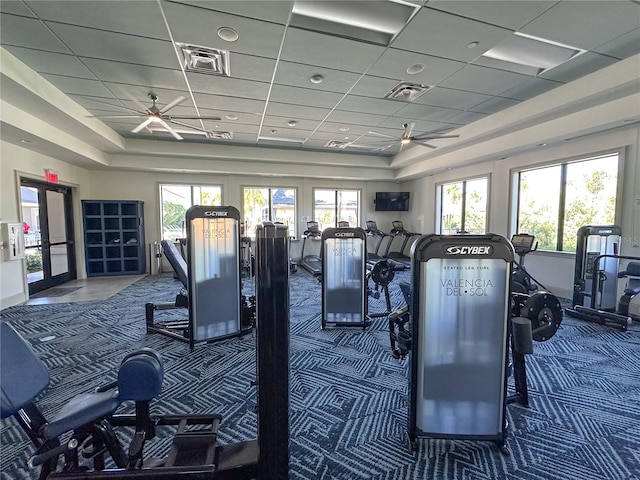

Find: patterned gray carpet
[1,272,639,480]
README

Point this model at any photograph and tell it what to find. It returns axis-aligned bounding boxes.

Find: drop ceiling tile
[325,110,388,127]
[201,122,259,135]
[378,117,456,134]
[348,75,402,99]
[24,0,171,39]
[540,51,619,84]
[212,111,262,126]
[265,102,331,121]
[444,110,488,125]
[594,28,640,60]
[391,8,512,62]
[0,14,71,53]
[269,84,343,109]
[280,27,386,74]
[309,130,351,142]
[469,96,521,115]
[4,46,97,79]
[367,49,465,86]
[440,64,531,96]
[273,61,362,94]
[40,73,115,97]
[427,0,555,30]
[337,96,405,116]
[46,22,178,68]
[166,0,293,25]
[413,87,492,111]
[259,126,313,140]
[392,103,462,123]
[498,77,562,102]
[316,122,390,136]
[69,95,133,112]
[163,1,286,59]
[262,116,321,131]
[520,1,640,51]
[228,53,276,83]
[187,73,270,101]
[82,59,187,90]
[0,2,37,16]
[194,93,265,114]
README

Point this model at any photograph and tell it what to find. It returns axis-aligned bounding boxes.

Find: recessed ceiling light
[217,27,239,42]
[225,114,238,120]
[288,120,298,127]
[339,127,350,132]
[271,129,278,134]
[20,139,33,144]
[538,143,547,147]
[310,74,324,84]
[467,41,479,49]
[406,63,425,75]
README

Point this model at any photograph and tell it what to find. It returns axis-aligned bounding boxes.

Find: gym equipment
[618,261,640,320]
[565,225,634,330]
[2,220,291,479]
[384,220,420,264]
[299,221,322,276]
[388,281,412,359]
[1,322,221,479]
[364,220,392,264]
[511,234,542,293]
[145,206,255,348]
[408,234,528,453]
[338,221,349,227]
[367,258,407,319]
[321,227,369,328]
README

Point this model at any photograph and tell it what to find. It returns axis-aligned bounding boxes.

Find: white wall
[0,140,91,308]
[404,125,640,299]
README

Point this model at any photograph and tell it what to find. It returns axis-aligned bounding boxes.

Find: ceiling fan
[90,93,221,140]
[352,122,460,150]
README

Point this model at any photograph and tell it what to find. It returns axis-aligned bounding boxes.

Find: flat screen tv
[375,192,410,212]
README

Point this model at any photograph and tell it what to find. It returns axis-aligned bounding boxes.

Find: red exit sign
[45,169,59,183]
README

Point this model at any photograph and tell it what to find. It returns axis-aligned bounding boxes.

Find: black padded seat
[161,240,188,288]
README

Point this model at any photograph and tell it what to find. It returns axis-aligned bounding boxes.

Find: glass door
[20,178,76,295]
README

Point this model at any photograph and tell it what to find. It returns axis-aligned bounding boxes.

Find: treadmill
[365,220,392,265]
[300,221,322,276]
[384,220,420,264]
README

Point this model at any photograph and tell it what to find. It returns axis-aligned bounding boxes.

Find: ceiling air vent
[176,43,230,76]
[206,131,233,140]
[325,140,351,149]
[384,82,431,103]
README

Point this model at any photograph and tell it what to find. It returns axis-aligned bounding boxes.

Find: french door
[20,178,76,295]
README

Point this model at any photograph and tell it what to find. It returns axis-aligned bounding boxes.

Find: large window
[515,153,619,251]
[161,184,222,241]
[243,187,296,238]
[313,189,359,231]
[437,177,488,234]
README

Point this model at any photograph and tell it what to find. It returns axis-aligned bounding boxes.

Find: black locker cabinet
[82,200,146,276]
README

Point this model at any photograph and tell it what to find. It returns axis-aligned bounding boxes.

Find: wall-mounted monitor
[374,192,410,212]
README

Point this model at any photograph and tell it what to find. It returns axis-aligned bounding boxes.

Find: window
[160,184,222,241]
[243,187,296,238]
[313,189,359,231]
[437,177,488,234]
[515,153,619,251]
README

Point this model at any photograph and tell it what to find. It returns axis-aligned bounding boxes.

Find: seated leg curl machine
[2,222,291,479]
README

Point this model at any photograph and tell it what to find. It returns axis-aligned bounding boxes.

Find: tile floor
[25,275,146,305]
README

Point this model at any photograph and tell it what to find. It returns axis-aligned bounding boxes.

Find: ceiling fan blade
[168,120,211,133]
[159,96,187,114]
[131,117,155,133]
[366,130,397,139]
[413,133,460,140]
[89,114,144,119]
[158,119,184,140]
[167,115,222,121]
[412,140,437,149]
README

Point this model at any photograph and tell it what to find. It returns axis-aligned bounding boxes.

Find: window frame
[511,150,623,252]
[242,186,297,238]
[159,183,223,241]
[312,188,361,231]
[435,175,489,235]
